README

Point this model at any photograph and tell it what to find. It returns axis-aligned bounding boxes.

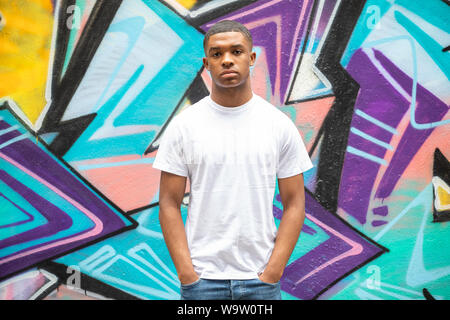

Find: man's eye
[234,50,242,54]
[212,52,221,57]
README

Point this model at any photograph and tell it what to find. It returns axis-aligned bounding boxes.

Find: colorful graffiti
[0,0,449,300]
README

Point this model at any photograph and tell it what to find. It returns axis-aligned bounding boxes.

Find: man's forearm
[159,206,198,283]
[263,206,305,281]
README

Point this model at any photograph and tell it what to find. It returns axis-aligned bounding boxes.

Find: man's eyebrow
[208,47,220,53]
[208,44,245,53]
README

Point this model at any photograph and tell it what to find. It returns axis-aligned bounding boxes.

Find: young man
[153,20,313,300]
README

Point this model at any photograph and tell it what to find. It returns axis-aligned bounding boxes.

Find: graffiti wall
[0,0,449,300]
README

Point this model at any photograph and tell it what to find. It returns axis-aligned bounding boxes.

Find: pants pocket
[181,278,202,289]
[256,278,280,286]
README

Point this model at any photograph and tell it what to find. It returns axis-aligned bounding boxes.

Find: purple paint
[0,129,21,145]
[0,110,132,280]
[338,48,448,224]
[348,132,387,158]
[352,115,393,143]
[272,204,283,219]
[281,192,384,300]
[2,138,126,228]
[372,205,388,217]
[371,220,388,227]
[273,199,316,235]
[338,49,409,224]
[372,50,449,199]
[0,170,73,250]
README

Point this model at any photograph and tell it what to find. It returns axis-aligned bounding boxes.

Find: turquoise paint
[394,10,450,81]
[332,184,450,300]
[273,181,330,267]
[39,132,59,145]
[341,0,392,67]
[362,34,450,130]
[0,195,32,227]
[0,111,132,230]
[346,146,387,166]
[0,133,32,150]
[93,16,146,112]
[0,179,48,242]
[0,159,97,257]
[76,156,154,171]
[62,0,204,162]
[395,0,450,32]
[64,65,145,161]
[55,205,189,300]
[350,127,393,150]
[355,110,399,135]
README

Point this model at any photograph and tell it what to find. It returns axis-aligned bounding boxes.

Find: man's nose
[222,52,234,67]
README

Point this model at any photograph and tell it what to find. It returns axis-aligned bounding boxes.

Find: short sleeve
[276,116,313,179]
[152,118,188,177]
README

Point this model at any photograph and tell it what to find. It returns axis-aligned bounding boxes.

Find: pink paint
[294,213,364,285]
[200,68,212,92]
[289,0,310,64]
[0,152,104,265]
[250,48,271,99]
[246,16,282,105]
[81,162,161,211]
[71,153,153,167]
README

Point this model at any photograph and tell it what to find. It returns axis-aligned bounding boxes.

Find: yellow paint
[0,0,53,124]
[176,0,197,10]
[437,186,450,209]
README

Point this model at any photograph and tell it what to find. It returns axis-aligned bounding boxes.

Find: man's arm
[159,171,199,285]
[259,173,306,283]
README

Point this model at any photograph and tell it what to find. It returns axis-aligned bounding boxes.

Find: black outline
[285,0,336,105]
[311,0,366,214]
[38,0,123,157]
[432,148,450,223]
[159,0,260,29]
[423,288,436,300]
[50,0,76,95]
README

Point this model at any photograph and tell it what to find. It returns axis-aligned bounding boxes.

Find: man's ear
[203,57,209,70]
[249,51,256,66]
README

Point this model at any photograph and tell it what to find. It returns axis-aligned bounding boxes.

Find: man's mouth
[220,70,238,76]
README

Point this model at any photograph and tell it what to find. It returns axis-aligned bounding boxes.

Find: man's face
[203,31,256,89]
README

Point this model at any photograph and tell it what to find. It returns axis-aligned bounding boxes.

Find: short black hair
[203,20,253,53]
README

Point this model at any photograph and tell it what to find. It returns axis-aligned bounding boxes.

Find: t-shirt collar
[207,93,255,114]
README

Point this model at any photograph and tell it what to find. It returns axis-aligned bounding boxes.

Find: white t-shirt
[152,93,313,280]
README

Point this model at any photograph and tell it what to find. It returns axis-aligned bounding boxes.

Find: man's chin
[214,79,243,89]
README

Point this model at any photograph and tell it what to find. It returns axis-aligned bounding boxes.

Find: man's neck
[210,82,253,107]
